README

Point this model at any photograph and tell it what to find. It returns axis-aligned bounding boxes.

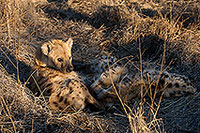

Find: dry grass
[0,0,200,132]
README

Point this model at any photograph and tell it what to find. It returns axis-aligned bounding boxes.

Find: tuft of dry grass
[0,0,199,132]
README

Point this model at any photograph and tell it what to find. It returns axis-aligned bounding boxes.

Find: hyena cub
[89,56,196,107]
[30,38,101,112]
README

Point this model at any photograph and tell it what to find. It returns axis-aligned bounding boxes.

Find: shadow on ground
[0,46,32,84]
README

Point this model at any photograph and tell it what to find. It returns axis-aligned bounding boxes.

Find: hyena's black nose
[69,65,74,71]
[66,65,73,72]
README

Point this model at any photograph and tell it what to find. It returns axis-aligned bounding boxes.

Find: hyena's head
[35,38,74,73]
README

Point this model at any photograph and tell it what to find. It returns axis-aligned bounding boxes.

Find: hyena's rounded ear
[65,38,73,50]
[41,41,53,56]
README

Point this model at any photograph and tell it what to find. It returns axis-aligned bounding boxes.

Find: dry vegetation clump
[0,0,199,132]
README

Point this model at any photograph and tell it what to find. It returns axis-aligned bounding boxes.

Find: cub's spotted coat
[30,38,100,111]
[89,56,196,107]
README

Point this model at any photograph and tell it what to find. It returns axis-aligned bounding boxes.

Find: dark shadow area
[100,35,165,63]
[90,6,121,29]
[42,4,122,29]
[141,8,158,18]
[0,46,32,84]
[42,6,91,25]
[140,35,164,61]
[130,2,200,29]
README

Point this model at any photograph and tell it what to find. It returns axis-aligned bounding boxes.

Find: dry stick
[0,96,17,133]
[147,40,167,119]
[108,55,134,89]
[23,69,36,87]
[0,44,17,69]
[138,36,153,122]
[106,54,128,116]
[124,103,137,132]
[154,39,169,118]
[128,113,135,132]
[138,37,144,100]
[95,118,104,132]
[173,2,189,27]
[30,70,49,110]
[144,81,155,100]
[118,57,138,101]
[13,6,20,84]
[31,119,34,133]
[110,55,149,131]
[6,0,11,45]
[17,31,21,84]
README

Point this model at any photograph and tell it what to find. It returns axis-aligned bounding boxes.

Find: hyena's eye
[57,58,63,62]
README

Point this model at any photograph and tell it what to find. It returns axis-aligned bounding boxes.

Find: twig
[0,96,17,133]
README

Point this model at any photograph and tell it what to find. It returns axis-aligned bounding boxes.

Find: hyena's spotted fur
[89,56,196,107]
[30,38,101,112]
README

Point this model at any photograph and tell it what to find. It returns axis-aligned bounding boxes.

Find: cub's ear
[65,38,73,50]
[41,41,53,56]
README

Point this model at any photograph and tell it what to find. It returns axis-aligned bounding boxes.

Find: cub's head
[35,38,74,73]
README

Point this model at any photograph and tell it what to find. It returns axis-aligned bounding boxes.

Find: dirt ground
[0,0,200,132]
